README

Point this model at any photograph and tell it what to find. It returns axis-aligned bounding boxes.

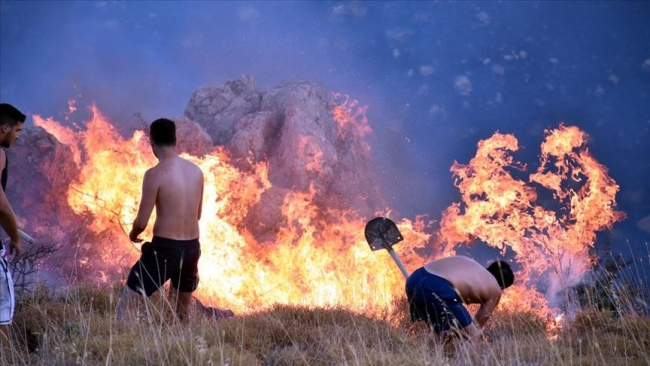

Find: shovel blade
[364,217,404,251]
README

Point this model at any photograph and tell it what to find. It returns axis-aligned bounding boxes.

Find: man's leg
[0,324,9,346]
[169,286,193,322]
[177,291,193,321]
[119,245,166,321]
[116,286,143,321]
[0,258,14,347]
[171,241,200,322]
[461,322,481,342]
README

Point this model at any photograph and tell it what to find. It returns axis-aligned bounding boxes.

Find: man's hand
[481,330,493,343]
[129,228,143,243]
[9,238,23,263]
[15,215,25,231]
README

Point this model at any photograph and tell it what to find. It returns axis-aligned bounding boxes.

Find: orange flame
[35,101,428,315]
[331,93,372,141]
[298,137,324,172]
[33,96,622,334]
[436,124,625,326]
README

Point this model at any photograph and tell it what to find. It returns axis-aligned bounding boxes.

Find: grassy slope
[1,284,648,365]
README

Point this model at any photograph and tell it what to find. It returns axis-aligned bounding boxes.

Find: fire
[436,124,625,328]
[298,137,324,172]
[31,91,622,335]
[549,313,565,337]
[33,99,428,315]
[36,106,153,235]
[331,93,372,141]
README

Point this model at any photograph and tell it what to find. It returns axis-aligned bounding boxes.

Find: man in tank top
[0,103,26,342]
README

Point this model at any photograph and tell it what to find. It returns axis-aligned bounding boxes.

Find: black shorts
[126,236,201,297]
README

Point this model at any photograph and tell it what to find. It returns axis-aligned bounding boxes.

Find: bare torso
[149,156,203,240]
[424,256,501,305]
[120,151,205,321]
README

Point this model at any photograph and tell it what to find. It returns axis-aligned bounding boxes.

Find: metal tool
[364,217,409,279]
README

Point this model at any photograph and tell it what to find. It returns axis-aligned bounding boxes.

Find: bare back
[147,156,203,240]
[424,256,501,305]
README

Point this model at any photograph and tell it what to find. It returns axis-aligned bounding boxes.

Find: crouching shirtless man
[116,118,204,322]
[405,256,514,341]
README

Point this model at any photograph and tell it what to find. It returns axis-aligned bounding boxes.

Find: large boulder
[184,75,262,146]
[185,77,383,233]
[229,111,282,166]
[173,116,214,156]
[261,80,338,192]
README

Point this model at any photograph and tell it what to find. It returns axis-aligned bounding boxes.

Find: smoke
[3,2,649,223]
[2,1,649,302]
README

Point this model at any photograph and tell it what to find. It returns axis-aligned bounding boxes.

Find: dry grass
[0,283,648,366]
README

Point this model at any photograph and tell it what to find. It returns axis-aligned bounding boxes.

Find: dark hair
[149,118,176,146]
[487,260,514,289]
[0,103,26,126]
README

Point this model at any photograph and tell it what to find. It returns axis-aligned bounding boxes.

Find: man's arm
[197,172,204,220]
[474,294,501,328]
[0,187,19,243]
[459,294,500,343]
[129,170,158,242]
[0,149,22,261]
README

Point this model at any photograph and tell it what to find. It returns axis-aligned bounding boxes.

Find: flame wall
[10,79,623,322]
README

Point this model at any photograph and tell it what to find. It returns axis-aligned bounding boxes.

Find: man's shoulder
[142,165,165,185]
[144,165,161,175]
[148,158,201,178]
[181,157,201,169]
[180,158,203,176]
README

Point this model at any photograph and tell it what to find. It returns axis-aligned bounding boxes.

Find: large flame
[32,97,623,332]
[436,124,625,323]
[33,101,429,315]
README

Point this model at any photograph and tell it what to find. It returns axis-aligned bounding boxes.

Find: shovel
[364,217,410,279]
[19,229,35,244]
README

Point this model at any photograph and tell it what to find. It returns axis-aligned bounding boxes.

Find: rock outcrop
[184,76,383,241]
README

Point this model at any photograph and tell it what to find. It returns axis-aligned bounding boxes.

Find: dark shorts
[126,236,201,297]
[405,267,472,332]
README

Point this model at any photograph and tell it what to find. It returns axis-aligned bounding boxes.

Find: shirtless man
[116,118,204,322]
[405,256,514,341]
[0,103,25,341]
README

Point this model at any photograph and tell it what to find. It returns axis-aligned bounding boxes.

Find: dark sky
[1,1,649,260]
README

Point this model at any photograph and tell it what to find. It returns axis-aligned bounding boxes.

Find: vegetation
[2,237,648,364]
[1,279,648,365]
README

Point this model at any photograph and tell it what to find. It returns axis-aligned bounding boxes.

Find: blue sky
[1,1,649,259]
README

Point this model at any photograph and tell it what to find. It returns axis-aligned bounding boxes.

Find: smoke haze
[2,1,649,263]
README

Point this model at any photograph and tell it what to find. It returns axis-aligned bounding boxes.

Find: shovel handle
[19,230,35,244]
[388,248,410,279]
